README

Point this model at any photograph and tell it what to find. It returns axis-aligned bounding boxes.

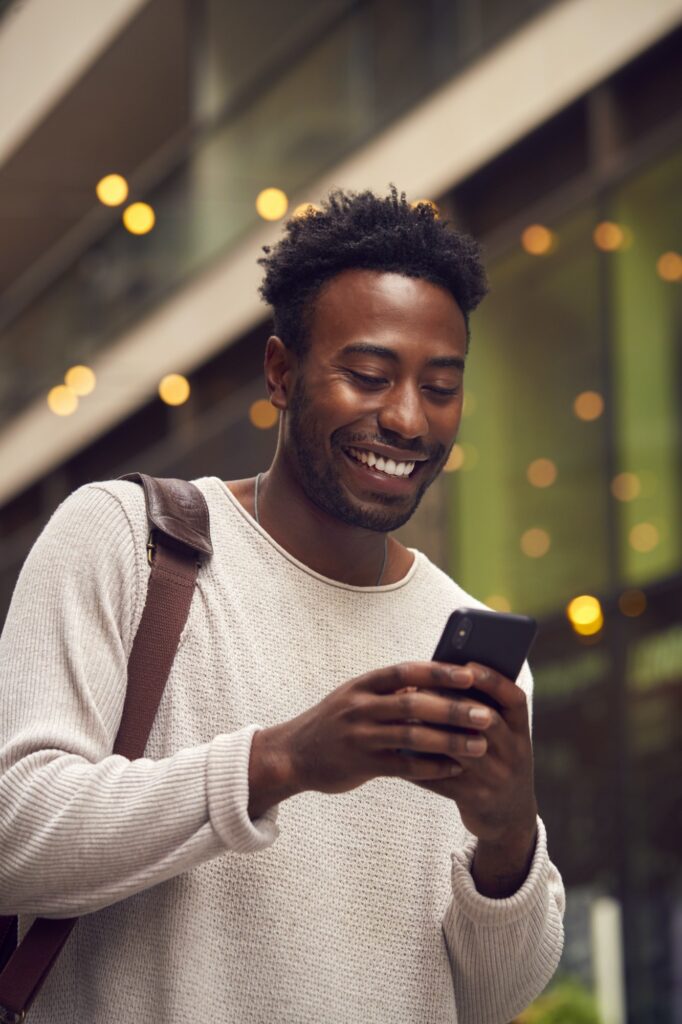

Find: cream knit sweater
[0,477,564,1023]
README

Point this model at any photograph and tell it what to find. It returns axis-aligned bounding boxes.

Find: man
[0,187,564,1022]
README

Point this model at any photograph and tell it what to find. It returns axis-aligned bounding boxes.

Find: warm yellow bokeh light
[159,374,190,406]
[292,202,320,219]
[123,202,155,235]
[460,443,479,470]
[611,472,641,502]
[47,385,78,417]
[443,444,464,472]
[656,251,682,283]
[593,221,626,252]
[485,594,511,613]
[64,365,96,396]
[520,528,550,558]
[618,588,647,617]
[566,595,603,636]
[573,390,604,421]
[249,399,278,429]
[256,188,288,221]
[527,458,557,488]
[410,199,439,217]
[96,173,129,207]
[521,225,555,256]
[629,522,659,553]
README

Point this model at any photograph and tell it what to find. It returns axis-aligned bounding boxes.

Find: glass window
[611,148,682,586]
[448,206,610,617]
[196,0,355,122]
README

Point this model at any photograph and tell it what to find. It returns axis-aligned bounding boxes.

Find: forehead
[306,269,467,358]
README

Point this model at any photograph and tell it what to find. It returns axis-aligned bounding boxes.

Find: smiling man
[0,187,564,1023]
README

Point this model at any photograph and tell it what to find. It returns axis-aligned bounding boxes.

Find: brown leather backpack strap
[113,474,212,759]
[0,475,212,1021]
[0,918,76,1023]
[123,472,213,560]
[0,920,14,965]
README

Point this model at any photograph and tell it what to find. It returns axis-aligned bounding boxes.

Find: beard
[285,375,449,532]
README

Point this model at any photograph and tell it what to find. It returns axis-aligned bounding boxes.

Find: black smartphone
[432,607,538,708]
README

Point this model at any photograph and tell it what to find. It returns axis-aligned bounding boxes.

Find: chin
[342,488,427,533]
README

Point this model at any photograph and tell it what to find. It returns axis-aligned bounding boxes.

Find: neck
[249,463,391,587]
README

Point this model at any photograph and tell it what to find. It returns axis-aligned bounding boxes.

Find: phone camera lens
[454,617,473,649]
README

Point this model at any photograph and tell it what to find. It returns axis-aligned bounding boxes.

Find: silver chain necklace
[254,473,388,586]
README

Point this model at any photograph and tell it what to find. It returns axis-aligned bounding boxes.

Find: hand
[403,662,538,896]
[249,662,501,815]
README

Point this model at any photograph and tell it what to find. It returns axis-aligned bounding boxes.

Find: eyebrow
[339,343,465,372]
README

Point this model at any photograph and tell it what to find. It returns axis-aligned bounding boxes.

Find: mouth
[341,445,428,492]
[345,445,418,477]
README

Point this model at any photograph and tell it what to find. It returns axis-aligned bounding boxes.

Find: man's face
[281,269,468,532]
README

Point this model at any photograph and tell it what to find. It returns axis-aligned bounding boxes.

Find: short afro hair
[258,185,488,356]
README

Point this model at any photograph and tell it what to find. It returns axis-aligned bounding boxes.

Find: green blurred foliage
[514,976,602,1024]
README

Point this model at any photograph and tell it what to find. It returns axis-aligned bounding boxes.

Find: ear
[264,336,295,410]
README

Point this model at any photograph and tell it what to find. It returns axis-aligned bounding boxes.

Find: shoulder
[40,479,149,560]
[49,476,146,521]
[16,480,151,647]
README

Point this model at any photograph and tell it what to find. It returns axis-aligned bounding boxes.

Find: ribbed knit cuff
[450,816,550,922]
[207,725,280,852]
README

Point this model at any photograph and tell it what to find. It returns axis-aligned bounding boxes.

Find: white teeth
[347,447,416,478]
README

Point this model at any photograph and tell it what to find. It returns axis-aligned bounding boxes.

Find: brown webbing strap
[113,539,200,759]
[0,919,77,1023]
[0,476,210,1022]
[0,922,16,986]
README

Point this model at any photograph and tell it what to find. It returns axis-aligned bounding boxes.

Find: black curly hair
[258,185,488,357]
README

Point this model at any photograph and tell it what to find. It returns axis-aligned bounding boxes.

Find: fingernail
[468,706,490,724]
[465,737,486,754]
[452,668,474,684]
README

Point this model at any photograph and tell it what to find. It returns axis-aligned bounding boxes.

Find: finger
[380,750,464,781]
[366,722,488,759]
[368,690,497,732]
[464,663,529,726]
[359,661,476,695]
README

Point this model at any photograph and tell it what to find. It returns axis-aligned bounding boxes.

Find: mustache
[336,431,445,462]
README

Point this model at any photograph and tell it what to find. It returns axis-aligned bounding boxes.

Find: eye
[424,385,460,398]
[347,370,388,388]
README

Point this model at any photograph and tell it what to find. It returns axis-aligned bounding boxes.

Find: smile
[344,446,416,478]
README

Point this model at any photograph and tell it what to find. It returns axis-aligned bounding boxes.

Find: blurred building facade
[0,1,680,1020]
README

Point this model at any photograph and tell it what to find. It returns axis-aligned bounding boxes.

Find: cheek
[329,380,381,420]
[433,402,463,440]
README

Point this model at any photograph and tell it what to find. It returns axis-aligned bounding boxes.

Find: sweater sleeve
[441,659,564,1023]
[443,816,565,1024]
[0,483,278,919]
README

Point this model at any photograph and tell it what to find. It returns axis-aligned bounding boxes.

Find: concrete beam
[0,0,680,504]
[0,0,150,166]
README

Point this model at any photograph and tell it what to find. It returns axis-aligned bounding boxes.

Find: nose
[377,383,429,441]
